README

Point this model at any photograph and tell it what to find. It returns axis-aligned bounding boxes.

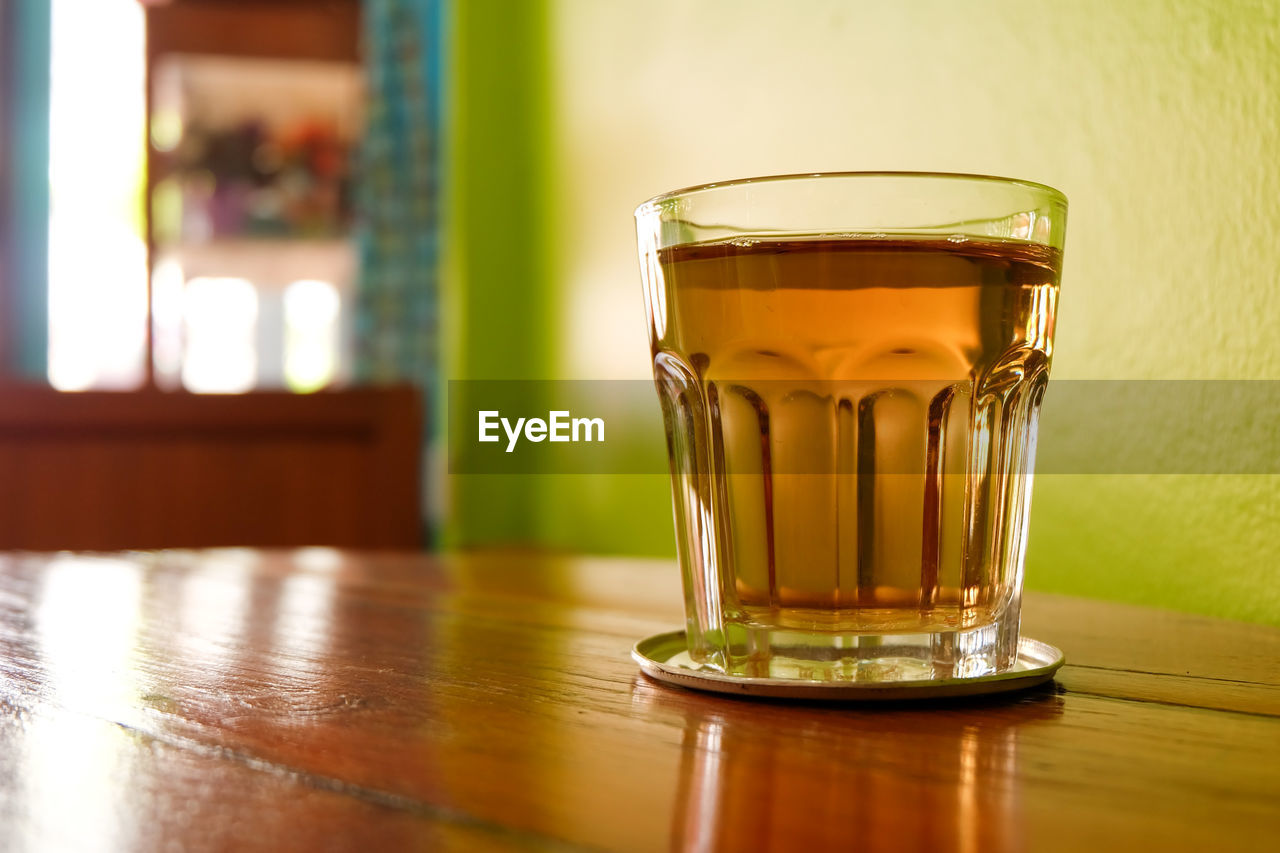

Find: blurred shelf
[155,237,356,288]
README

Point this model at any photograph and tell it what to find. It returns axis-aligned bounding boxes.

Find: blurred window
[45,0,361,394]
[284,279,341,393]
[180,276,257,393]
[47,0,148,390]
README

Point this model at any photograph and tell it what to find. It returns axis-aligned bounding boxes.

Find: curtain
[0,0,50,380]
[355,0,442,395]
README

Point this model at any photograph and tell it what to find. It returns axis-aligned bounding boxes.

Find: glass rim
[634,170,1068,218]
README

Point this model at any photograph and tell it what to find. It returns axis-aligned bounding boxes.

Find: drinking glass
[635,172,1067,680]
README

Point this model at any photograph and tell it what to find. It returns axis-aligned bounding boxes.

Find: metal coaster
[633,631,1064,701]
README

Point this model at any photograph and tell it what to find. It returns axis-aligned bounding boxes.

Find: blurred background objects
[44,0,364,393]
[0,0,1276,623]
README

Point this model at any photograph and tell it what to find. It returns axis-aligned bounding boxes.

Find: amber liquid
[650,236,1060,636]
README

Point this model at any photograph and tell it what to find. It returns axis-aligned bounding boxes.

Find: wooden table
[0,550,1276,851]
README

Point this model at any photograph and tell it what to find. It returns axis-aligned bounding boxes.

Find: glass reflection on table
[632,675,1063,852]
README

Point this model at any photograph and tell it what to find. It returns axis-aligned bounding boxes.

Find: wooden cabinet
[0,385,422,549]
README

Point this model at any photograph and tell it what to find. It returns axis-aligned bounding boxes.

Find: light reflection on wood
[634,676,1050,852]
[0,550,1274,851]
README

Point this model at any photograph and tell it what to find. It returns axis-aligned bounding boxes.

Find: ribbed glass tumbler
[635,172,1067,681]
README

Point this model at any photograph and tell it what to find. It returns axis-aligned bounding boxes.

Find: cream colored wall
[542,0,1280,623]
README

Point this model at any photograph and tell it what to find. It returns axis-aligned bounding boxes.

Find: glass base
[696,616,1021,682]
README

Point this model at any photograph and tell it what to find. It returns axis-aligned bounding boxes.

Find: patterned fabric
[355,0,443,545]
[355,0,441,395]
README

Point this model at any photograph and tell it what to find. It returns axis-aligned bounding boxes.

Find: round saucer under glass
[633,631,1064,701]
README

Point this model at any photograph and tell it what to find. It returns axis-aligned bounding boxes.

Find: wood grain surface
[0,550,1276,851]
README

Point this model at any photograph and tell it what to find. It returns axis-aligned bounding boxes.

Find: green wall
[442,0,556,546]
[443,0,1280,626]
